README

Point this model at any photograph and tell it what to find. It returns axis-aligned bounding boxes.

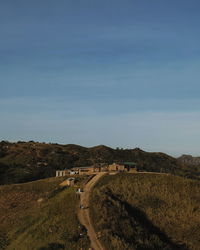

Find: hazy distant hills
[178,154,200,166]
[0,141,199,184]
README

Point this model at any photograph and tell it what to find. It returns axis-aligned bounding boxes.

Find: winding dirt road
[78,173,106,250]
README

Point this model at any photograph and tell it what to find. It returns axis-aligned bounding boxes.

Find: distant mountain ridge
[178,154,200,166]
[0,141,199,184]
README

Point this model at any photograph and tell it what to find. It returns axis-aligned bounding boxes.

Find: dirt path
[78,173,106,250]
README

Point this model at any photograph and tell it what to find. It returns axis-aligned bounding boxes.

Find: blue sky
[1,0,200,156]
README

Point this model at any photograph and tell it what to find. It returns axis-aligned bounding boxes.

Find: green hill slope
[0,177,89,250]
[90,173,200,250]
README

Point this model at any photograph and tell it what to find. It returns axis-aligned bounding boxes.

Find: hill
[0,141,199,185]
[90,173,200,250]
[0,176,89,250]
[178,154,200,166]
[1,171,200,249]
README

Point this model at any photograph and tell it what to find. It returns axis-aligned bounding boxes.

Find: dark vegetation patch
[90,173,200,250]
[138,195,166,209]
[38,243,65,250]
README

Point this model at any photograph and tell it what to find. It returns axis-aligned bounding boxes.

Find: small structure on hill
[108,162,137,172]
[66,178,75,186]
[76,187,83,193]
[69,170,78,175]
[73,166,94,175]
[56,162,138,177]
[123,162,137,172]
[60,177,75,187]
[108,163,125,172]
[56,170,69,177]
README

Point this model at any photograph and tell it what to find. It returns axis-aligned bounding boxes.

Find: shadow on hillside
[48,186,66,199]
[107,192,188,250]
[39,242,65,250]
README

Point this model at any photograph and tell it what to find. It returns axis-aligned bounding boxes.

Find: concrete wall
[56,170,69,177]
[118,165,125,171]
[128,168,137,173]
[56,163,137,177]
[66,178,75,186]
[108,163,125,171]
[79,168,94,175]
[108,164,117,171]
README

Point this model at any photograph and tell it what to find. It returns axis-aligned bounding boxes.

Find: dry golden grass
[91,173,200,250]
[0,176,89,250]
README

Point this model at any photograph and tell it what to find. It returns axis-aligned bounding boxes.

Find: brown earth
[78,173,106,250]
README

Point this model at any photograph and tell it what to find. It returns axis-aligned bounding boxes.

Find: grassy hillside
[90,173,200,250]
[0,176,89,250]
[1,141,196,185]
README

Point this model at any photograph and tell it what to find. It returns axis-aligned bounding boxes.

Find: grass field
[90,173,200,250]
[0,176,90,250]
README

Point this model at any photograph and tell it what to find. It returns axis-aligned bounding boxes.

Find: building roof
[72,166,93,170]
[123,162,137,166]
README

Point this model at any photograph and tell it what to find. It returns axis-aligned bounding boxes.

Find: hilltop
[0,141,199,185]
[1,169,200,249]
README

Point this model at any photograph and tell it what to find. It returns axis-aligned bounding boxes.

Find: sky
[1,0,200,156]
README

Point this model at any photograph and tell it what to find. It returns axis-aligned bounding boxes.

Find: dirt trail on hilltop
[78,173,106,250]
